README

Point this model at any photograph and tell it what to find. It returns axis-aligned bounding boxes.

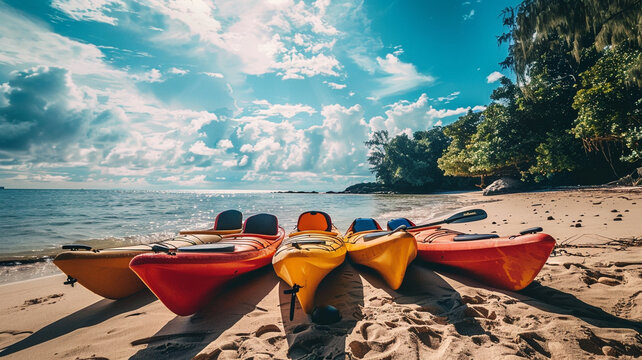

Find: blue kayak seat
[351,218,380,233]
[243,213,279,236]
[214,209,243,230]
[387,218,415,231]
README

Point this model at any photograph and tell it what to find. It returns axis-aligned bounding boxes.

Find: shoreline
[0,188,640,359]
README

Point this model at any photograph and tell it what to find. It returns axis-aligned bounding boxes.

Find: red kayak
[386,218,556,291]
[130,213,284,316]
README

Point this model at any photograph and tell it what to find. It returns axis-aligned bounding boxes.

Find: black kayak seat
[519,227,543,235]
[453,234,500,242]
[178,244,236,253]
[352,218,380,233]
[243,213,279,236]
[214,209,243,230]
[387,218,415,231]
[62,244,92,251]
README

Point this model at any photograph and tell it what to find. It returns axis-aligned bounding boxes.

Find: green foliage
[438,110,482,177]
[572,47,642,143]
[365,128,451,190]
[500,0,642,83]
[365,0,641,189]
[528,131,584,181]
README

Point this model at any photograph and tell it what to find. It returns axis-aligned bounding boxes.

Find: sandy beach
[1,188,640,359]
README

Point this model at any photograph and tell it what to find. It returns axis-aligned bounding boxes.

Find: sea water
[0,189,474,283]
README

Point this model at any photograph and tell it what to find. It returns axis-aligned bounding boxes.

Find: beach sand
[0,188,640,359]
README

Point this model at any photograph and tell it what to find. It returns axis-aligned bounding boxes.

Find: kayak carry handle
[283,284,303,321]
[519,227,543,235]
[151,244,173,254]
[62,244,92,251]
[64,275,77,286]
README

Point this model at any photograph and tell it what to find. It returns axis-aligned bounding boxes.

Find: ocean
[0,189,473,283]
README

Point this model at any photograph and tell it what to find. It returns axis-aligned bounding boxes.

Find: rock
[611,209,618,212]
[575,223,582,228]
[342,182,392,194]
[602,346,617,357]
[547,216,554,220]
[616,214,623,217]
[597,277,620,286]
[482,178,524,196]
[614,217,622,221]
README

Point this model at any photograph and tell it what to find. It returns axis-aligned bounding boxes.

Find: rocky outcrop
[482,177,524,196]
[342,182,395,194]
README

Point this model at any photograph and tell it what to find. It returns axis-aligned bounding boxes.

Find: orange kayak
[387,218,555,291]
[130,213,284,316]
[53,210,243,299]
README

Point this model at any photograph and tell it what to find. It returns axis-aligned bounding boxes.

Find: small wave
[0,231,178,264]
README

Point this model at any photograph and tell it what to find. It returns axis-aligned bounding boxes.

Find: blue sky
[0,0,517,190]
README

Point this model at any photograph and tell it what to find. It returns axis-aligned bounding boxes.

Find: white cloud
[131,68,163,83]
[169,67,188,75]
[486,71,504,83]
[138,0,342,79]
[437,91,460,102]
[372,54,435,99]
[52,0,126,25]
[0,9,223,188]
[202,72,224,78]
[238,154,249,166]
[368,94,486,137]
[277,49,340,79]
[253,101,316,118]
[217,139,233,150]
[463,9,475,21]
[160,174,208,186]
[324,81,346,89]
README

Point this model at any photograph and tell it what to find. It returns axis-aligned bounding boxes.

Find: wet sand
[0,187,640,359]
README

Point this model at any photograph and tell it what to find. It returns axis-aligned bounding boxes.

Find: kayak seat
[351,218,381,233]
[297,211,332,232]
[453,234,500,242]
[214,209,243,230]
[387,218,415,231]
[243,213,279,236]
[178,243,236,253]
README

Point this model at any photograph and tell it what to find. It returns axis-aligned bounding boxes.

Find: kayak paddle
[362,209,487,241]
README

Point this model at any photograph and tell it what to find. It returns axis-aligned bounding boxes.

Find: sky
[0,0,518,191]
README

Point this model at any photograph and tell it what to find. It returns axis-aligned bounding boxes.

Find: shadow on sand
[0,290,157,357]
[279,262,364,359]
[357,261,488,337]
[129,266,279,360]
[427,264,642,333]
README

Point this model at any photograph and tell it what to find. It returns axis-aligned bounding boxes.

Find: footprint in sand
[516,331,551,358]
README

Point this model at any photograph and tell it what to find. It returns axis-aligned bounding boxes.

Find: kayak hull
[346,231,417,290]
[412,226,556,291]
[130,230,284,316]
[272,231,346,313]
[53,233,225,299]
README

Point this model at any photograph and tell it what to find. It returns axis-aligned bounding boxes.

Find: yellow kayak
[345,218,417,290]
[272,211,346,314]
[53,210,242,299]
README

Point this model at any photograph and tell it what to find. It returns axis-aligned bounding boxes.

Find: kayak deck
[411,226,556,290]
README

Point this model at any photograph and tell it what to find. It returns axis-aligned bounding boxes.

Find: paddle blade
[446,209,487,224]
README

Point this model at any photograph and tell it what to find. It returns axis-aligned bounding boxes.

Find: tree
[365,130,391,185]
[499,0,642,84]
[438,110,486,184]
[572,47,642,172]
[366,128,451,191]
